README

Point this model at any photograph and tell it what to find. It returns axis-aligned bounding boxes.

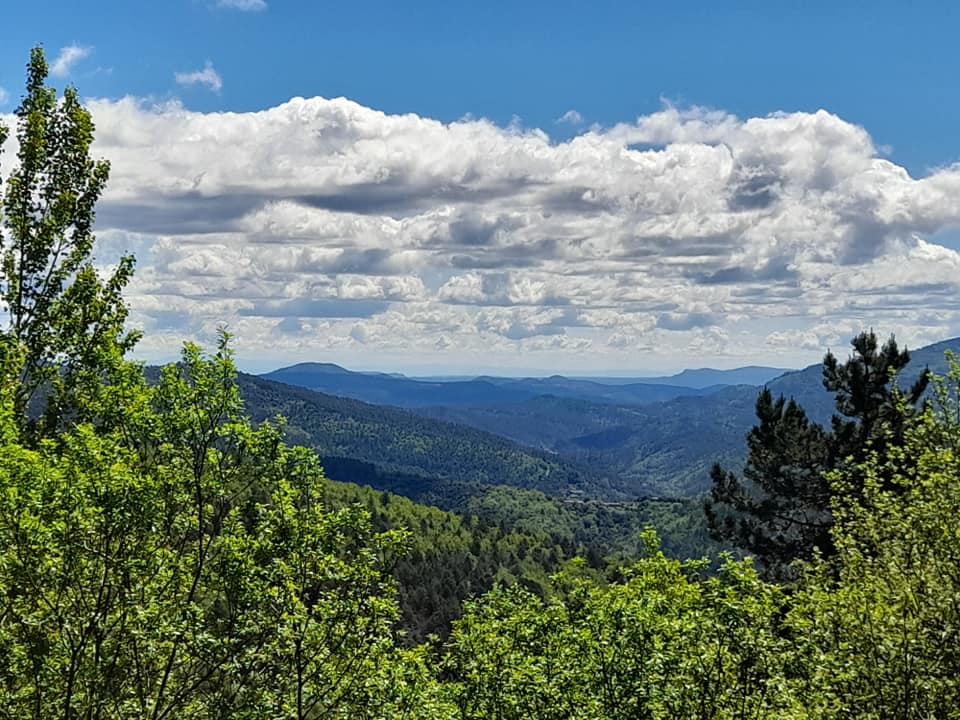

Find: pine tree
[824,330,928,469]
[706,330,928,576]
[705,389,833,577]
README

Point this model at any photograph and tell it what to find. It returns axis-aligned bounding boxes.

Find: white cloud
[215,0,267,9]
[50,45,93,78]
[62,95,960,371]
[0,87,8,106]
[174,61,223,93]
[556,109,584,126]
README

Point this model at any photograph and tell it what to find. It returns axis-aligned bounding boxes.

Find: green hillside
[237,372,618,498]
[416,337,960,497]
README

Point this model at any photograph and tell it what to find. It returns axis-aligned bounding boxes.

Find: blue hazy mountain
[415,366,790,389]
[260,363,779,409]
[417,336,960,496]
[260,337,958,498]
[632,366,792,389]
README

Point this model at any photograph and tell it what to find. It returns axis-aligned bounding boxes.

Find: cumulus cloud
[50,45,93,78]
[59,94,960,370]
[0,87,8,106]
[174,61,223,93]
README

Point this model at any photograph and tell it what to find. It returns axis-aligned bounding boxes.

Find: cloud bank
[65,96,960,371]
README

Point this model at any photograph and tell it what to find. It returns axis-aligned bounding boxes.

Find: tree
[706,331,927,576]
[0,336,430,719]
[823,330,928,471]
[705,389,833,578]
[445,537,797,720]
[788,359,960,717]
[0,47,138,441]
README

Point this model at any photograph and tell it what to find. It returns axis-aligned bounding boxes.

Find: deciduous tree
[0,47,137,441]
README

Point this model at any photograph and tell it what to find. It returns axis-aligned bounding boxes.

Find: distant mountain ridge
[416,336,960,496]
[413,365,791,388]
[257,337,959,499]
[639,366,793,389]
[261,363,790,410]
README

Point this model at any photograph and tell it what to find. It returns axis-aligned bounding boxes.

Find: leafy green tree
[787,357,960,718]
[445,535,799,720]
[707,331,927,576]
[0,336,434,720]
[0,47,137,441]
[446,584,582,720]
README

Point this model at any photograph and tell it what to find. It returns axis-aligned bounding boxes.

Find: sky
[2,1,960,375]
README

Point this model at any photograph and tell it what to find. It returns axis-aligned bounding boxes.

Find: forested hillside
[416,339,960,496]
[237,371,608,497]
[235,373,720,626]
[319,476,715,641]
[420,389,755,496]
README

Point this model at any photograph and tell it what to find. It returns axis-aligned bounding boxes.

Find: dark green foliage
[706,389,833,576]
[314,467,720,641]
[313,477,562,643]
[707,330,928,576]
[823,330,929,468]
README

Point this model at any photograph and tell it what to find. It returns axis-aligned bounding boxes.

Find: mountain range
[254,336,959,499]
[261,363,791,409]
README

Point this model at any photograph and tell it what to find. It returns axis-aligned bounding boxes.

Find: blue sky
[4,1,958,177]
[2,2,960,374]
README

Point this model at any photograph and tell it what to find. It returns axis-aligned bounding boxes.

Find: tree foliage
[706,389,833,577]
[445,358,960,718]
[0,48,138,441]
[706,330,928,576]
[786,358,960,718]
[0,336,436,719]
[446,543,796,720]
[824,330,928,470]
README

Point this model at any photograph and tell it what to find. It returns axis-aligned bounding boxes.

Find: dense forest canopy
[1,48,958,719]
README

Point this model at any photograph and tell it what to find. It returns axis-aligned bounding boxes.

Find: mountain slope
[419,387,756,497]
[237,373,615,498]
[629,366,792,388]
[416,336,960,497]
